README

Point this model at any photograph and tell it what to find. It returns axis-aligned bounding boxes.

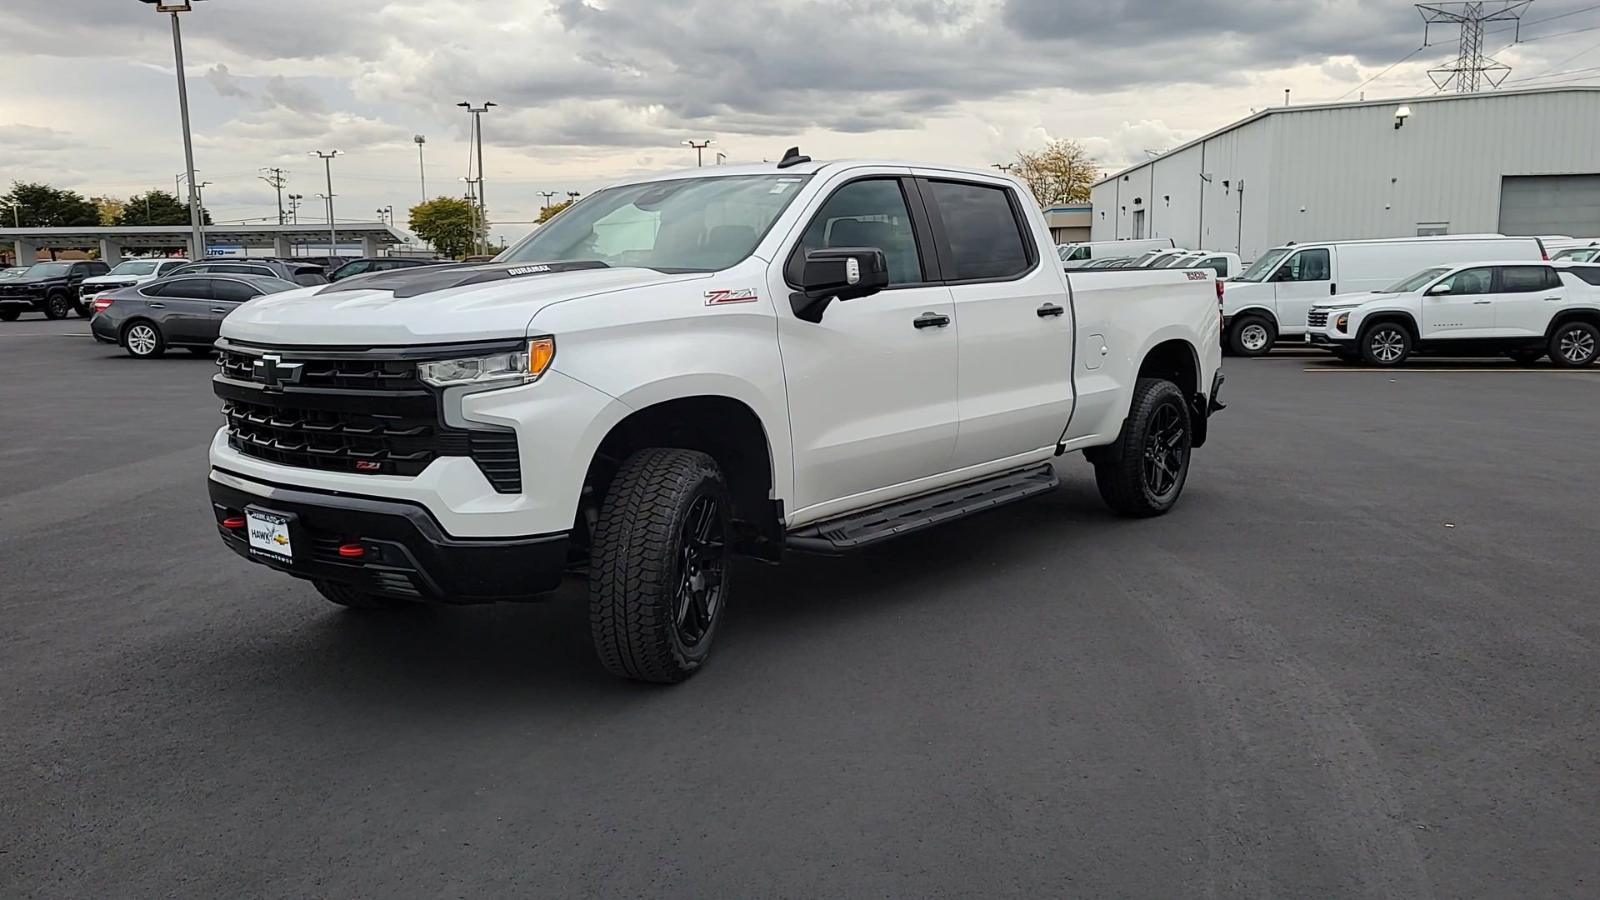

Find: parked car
[1084,257,1133,269]
[1188,252,1241,278]
[0,260,111,320]
[0,266,26,280]
[168,259,328,286]
[1155,252,1204,269]
[1223,235,1548,356]
[1059,238,1176,268]
[205,154,1225,683]
[328,257,450,281]
[90,273,299,358]
[1305,261,1599,367]
[288,256,342,272]
[1552,243,1600,263]
[76,258,190,317]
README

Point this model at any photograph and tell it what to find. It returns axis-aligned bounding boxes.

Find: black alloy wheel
[674,495,727,649]
[1142,400,1188,502]
[43,292,72,320]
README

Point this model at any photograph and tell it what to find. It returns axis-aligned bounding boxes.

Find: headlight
[418,337,555,388]
[1335,313,1350,332]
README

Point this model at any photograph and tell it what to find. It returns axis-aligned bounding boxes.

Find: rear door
[156,278,218,344]
[1420,267,1495,339]
[1272,247,1334,333]
[1492,265,1564,338]
[917,175,1074,468]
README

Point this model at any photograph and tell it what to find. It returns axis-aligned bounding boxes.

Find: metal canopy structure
[2,222,407,264]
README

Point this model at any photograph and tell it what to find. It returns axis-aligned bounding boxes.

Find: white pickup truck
[206,152,1225,682]
[1306,261,1600,367]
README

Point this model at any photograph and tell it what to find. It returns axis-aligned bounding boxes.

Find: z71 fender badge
[705,288,758,306]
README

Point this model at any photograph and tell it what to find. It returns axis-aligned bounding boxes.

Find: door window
[788,178,925,286]
[1437,267,1493,295]
[1497,265,1556,292]
[337,260,374,278]
[164,278,216,299]
[212,279,260,303]
[926,180,1033,281]
[1198,256,1229,277]
[1276,248,1331,281]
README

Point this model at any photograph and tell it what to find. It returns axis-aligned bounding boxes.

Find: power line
[1337,44,1431,100]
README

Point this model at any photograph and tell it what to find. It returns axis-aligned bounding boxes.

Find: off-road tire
[1093,378,1193,518]
[1228,314,1276,357]
[43,292,72,320]
[1360,321,1412,367]
[589,448,732,684]
[1548,321,1599,368]
[314,580,408,609]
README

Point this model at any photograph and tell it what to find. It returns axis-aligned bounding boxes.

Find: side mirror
[790,247,889,323]
[1426,283,1452,296]
[1272,267,1294,282]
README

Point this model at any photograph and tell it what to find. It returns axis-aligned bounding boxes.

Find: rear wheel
[589,448,732,684]
[1228,315,1276,357]
[1093,378,1192,518]
[43,292,72,320]
[123,321,165,359]
[314,580,409,610]
[0,307,20,322]
[1360,322,1411,367]
[1549,321,1599,368]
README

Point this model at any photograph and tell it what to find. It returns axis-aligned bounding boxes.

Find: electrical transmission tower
[1417,1,1533,92]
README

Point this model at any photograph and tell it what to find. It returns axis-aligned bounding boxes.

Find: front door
[1272,247,1334,333]
[771,173,958,514]
[1420,266,1496,339]
[916,175,1074,468]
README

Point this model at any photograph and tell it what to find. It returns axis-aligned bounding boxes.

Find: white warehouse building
[1089,86,1600,261]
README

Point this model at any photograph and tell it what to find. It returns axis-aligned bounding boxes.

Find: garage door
[1499,174,1600,236]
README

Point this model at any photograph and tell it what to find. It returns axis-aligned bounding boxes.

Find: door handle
[147,302,165,309]
[210,307,228,313]
[1037,303,1065,318]
[1330,283,1337,294]
[1473,300,1492,305]
[913,312,951,329]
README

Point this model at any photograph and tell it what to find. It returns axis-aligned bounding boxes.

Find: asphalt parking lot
[3,316,1598,899]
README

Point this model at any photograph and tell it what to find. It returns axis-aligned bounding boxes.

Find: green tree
[536,199,574,224]
[118,189,211,226]
[1012,139,1099,207]
[409,197,477,259]
[1,182,100,227]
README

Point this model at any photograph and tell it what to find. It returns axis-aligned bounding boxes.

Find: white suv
[77,258,189,316]
[1306,262,1600,367]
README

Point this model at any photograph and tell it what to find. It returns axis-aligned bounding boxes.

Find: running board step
[786,463,1059,554]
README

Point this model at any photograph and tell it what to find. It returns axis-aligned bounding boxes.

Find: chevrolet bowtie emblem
[252,354,304,389]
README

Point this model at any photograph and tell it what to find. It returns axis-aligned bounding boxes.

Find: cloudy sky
[3,0,1597,243]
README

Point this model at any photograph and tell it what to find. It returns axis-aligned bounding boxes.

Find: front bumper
[210,472,570,603]
[0,293,41,310]
[1305,331,1355,349]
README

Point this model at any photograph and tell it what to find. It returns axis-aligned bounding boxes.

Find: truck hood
[221,262,705,346]
[1316,291,1404,311]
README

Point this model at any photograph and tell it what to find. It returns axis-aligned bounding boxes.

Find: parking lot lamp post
[6,201,18,228]
[140,1,207,261]
[310,150,342,260]
[682,139,714,167]
[414,135,427,203]
[457,102,497,255]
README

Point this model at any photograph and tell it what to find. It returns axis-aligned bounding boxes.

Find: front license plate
[246,510,294,560]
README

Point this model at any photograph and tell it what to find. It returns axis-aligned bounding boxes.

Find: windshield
[21,263,72,278]
[108,261,160,276]
[501,174,812,273]
[1554,248,1598,262]
[1384,267,1451,293]
[1234,248,1291,282]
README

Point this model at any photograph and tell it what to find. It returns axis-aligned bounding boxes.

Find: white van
[1059,238,1175,268]
[1221,235,1547,355]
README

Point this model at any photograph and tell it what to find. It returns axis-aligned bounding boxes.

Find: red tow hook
[337,543,366,559]
[222,515,246,530]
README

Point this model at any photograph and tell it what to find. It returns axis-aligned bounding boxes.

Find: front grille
[82,282,134,299]
[1308,310,1329,328]
[215,343,523,492]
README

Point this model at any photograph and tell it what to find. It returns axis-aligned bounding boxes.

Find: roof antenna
[776,146,811,169]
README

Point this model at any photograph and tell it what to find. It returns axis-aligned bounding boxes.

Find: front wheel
[1360,322,1412,367]
[1228,315,1276,357]
[1549,321,1599,368]
[43,292,72,320]
[589,448,732,684]
[123,321,165,359]
[1093,378,1193,518]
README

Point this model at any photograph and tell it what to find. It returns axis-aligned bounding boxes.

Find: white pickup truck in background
[205,151,1224,682]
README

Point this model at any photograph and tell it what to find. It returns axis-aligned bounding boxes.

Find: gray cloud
[205,63,251,98]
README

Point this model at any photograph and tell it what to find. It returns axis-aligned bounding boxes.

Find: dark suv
[168,259,328,287]
[328,257,449,281]
[0,261,112,320]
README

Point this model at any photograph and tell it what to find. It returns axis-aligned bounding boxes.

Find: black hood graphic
[317,261,611,299]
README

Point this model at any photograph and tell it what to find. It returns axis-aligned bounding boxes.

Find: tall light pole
[5,201,19,228]
[538,190,557,211]
[458,101,497,254]
[310,149,341,259]
[288,193,303,226]
[565,191,581,206]
[682,139,714,167]
[259,167,288,225]
[141,1,207,259]
[413,134,427,204]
